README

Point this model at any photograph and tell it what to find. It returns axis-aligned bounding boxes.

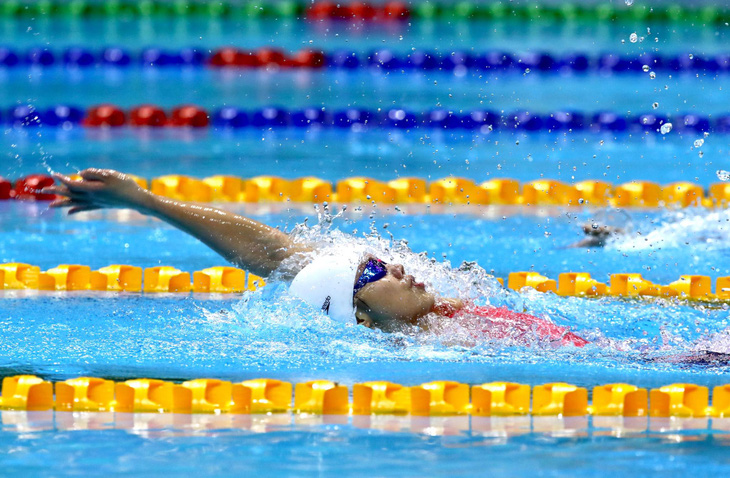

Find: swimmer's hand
[43,168,312,276]
[42,169,151,215]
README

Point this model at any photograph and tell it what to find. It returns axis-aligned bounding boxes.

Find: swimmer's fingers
[53,173,105,192]
[49,197,91,208]
[42,185,92,202]
[68,204,101,215]
[78,168,113,182]
[40,185,69,197]
[48,197,72,208]
[49,197,100,215]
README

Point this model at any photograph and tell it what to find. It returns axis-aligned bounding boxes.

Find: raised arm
[43,169,312,277]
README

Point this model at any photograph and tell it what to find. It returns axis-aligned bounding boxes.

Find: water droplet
[649,72,656,79]
[630,33,638,43]
[660,123,673,134]
[642,65,650,72]
[717,170,730,181]
[652,102,659,109]
[625,0,634,5]
[694,139,704,148]
[689,54,694,59]
[699,151,704,158]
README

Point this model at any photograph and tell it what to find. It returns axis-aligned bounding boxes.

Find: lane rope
[1,375,728,418]
[1,1,727,24]
[0,264,728,302]
[0,104,720,133]
[2,174,726,209]
[2,46,728,75]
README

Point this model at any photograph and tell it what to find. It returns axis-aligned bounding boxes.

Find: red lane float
[347,2,378,20]
[13,174,55,200]
[234,50,263,68]
[306,1,409,20]
[130,105,167,127]
[256,48,287,67]
[209,47,241,67]
[291,50,326,68]
[208,48,325,68]
[83,104,126,127]
[306,0,337,20]
[169,105,209,128]
[0,177,11,199]
[383,1,410,20]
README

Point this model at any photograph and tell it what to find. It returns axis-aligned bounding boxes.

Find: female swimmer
[42,168,588,347]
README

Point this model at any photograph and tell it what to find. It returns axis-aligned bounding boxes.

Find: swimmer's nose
[387,263,405,279]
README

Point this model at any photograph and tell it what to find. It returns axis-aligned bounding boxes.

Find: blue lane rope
[3,104,723,133]
[1,46,729,74]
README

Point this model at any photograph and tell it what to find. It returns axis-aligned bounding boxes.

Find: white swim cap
[289,250,363,323]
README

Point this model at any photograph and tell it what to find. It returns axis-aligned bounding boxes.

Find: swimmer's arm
[43,169,312,277]
[139,194,312,277]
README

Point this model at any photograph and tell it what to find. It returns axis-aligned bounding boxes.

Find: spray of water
[611,208,730,251]
[206,210,730,365]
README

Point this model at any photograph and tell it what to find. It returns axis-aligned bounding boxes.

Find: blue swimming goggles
[353,258,388,297]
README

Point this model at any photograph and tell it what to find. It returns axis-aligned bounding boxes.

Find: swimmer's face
[353,255,435,332]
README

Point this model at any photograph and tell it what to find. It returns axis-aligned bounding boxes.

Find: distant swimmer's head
[289,251,435,332]
[352,254,435,332]
[582,223,613,237]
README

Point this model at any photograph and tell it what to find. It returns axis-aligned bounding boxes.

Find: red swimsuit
[439,304,588,348]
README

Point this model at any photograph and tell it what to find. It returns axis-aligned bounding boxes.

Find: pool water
[2,2,730,476]
[1,411,730,476]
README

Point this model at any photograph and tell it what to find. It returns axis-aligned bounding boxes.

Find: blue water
[3,69,728,113]
[3,17,729,53]
[1,412,730,477]
[3,203,730,383]
[3,2,730,476]
[1,131,726,188]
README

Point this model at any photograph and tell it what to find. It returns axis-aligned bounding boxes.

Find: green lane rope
[0,1,726,23]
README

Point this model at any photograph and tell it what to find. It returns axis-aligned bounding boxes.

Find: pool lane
[0,68,727,114]
[0,129,723,187]
[1,17,728,54]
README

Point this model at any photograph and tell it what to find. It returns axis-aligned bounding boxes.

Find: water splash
[285,205,503,303]
[214,213,730,364]
[612,209,730,251]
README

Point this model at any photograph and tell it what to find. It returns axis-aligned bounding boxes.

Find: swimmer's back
[447,305,588,348]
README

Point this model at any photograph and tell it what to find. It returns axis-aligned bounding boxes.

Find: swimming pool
[2,1,730,476]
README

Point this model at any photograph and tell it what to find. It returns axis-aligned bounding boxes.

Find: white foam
[611,209,730,251]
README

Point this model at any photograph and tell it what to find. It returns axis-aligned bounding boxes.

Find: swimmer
[567,222,625,248]
[41,169,730,362]
[42,169,587,347]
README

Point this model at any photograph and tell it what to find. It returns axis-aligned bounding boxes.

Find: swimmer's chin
[366,314,436,335]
